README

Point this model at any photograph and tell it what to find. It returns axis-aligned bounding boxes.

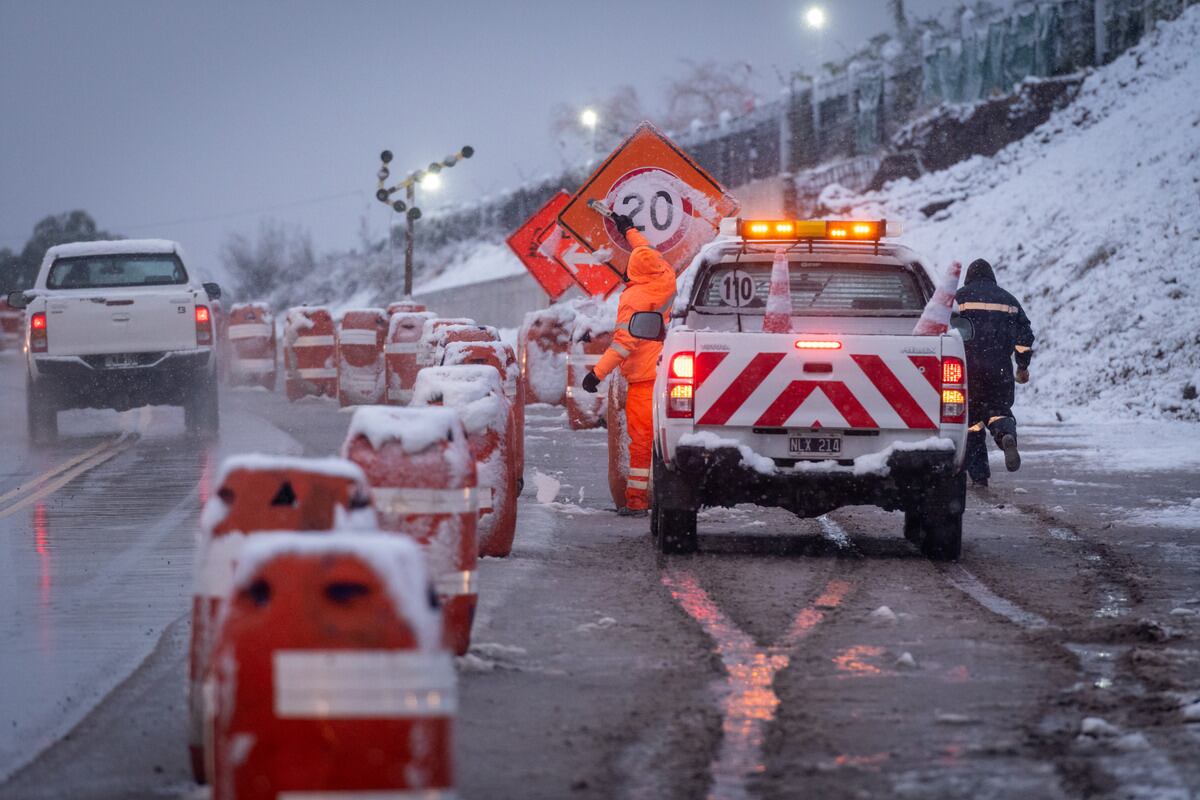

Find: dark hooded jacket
[955,259,1034,399]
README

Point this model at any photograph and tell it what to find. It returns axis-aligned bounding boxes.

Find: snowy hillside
[824,7,1200,422]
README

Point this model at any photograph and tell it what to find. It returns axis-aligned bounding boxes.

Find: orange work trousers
[624,380,654,510]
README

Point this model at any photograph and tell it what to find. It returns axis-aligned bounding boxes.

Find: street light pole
[375,145,474,298]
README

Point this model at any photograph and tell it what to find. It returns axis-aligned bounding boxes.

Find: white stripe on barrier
[297,367,337,379]
[196,533,247,598]
[227,323,272,340]
[387,388,413,403]
[338,330,380,346]
[278,790,456,799]
[293,335,336,347]
[372,487,478,515]
[273,650,456,718]
[566,354,603,366]
[627,478,649,490]
[231,357,276,373]
[434,570,477,597]
[385,342,421,354]
[478,486,494,513]
[628,467,650,477]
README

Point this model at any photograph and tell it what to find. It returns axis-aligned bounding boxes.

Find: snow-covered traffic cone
[762,248,792,333]
[912,260,962,335]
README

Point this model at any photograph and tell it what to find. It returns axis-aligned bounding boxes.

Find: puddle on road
[661,569,850,799]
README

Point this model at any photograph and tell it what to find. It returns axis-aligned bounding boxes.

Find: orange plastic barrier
[226,303,277,390]
[387,300,428,315]
[189,456,373,783]
[430,323,499,368]
[519,307,575,405]
[336,308,388,406]
[206,534,452,800]
[385,311,437,405]
[607,373,629,509]
[566,332,613,430]
[343,406,479,655]
[441,341,524,484]
[283,306,337,400]
[418,317,477,371]
[0,298,20,352]
[211,299,231,384]
[413,366,517,557]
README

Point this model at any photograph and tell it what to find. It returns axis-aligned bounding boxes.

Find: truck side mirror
[950,314,973,342]
[203,282,222,301]
[6,291,28,310]
[628,311,665,341]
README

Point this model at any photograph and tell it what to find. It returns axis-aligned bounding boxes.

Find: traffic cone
[762,247,792,333]
[912,261,962,335]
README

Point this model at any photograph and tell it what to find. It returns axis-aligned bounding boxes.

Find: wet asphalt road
[1,351,1198,799]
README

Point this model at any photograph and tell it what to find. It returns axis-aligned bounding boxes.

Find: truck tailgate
[693,332,942,432]
[46,289,200,356]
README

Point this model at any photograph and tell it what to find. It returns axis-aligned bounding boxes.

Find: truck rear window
[46,255,187,290]
[698,261,926,312]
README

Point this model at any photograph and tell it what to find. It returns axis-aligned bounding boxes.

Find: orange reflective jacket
[593,229,676,384]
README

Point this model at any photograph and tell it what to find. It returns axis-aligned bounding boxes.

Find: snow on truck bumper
[669,433,958,517]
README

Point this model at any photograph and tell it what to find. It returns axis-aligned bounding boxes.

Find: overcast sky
[0,0,960,278]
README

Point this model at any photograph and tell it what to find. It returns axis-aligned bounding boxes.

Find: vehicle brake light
[794,340,841,350]
[666,351,694,418]
[940,356,966,424]
[195,305,213,345]
[30,312,48,353]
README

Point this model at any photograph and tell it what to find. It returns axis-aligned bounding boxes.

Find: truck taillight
[667,351,694,418]
[30,312,48,353]
[195,305,213,345]
[940,356,966,423]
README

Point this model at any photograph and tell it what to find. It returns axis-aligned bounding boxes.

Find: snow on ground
[827,8,1200,421]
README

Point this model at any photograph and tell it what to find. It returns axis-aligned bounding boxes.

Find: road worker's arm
[593,300,637,381]
[1013,303,1034,369]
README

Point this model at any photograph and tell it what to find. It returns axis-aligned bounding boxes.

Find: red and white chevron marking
[694,350,942,430]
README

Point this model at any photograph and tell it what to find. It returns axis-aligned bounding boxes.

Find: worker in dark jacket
[955,258,1035,486]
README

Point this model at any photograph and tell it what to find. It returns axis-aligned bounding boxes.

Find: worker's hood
[964,258,996,284]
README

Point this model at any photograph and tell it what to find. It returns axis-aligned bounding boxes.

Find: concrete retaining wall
[414,272,550,329]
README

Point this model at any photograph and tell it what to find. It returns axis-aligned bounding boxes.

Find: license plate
[104,354,139,369]
[789,436,842,455]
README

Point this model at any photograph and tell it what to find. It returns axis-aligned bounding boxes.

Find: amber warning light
[737,219,890,241]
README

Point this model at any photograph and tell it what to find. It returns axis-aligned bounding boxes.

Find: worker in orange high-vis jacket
[581,211,677,516]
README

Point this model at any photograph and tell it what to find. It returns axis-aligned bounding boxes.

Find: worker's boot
[1000,434,1021,472]
[617,506,649,517]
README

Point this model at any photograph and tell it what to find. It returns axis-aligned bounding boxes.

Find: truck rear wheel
[652,449,698,555]
[27,378,58,445]
[185,375,220,440]
[909,471,965,561]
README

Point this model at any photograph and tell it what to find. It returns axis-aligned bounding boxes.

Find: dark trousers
[965,384,1017,482]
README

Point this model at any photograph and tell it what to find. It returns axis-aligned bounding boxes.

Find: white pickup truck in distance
[638,218,971,560]
[8,239,223,443]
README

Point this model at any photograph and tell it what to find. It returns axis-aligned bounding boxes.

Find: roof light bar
[736,219,889,242]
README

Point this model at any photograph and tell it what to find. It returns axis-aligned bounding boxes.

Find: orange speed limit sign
[558,121,740,275]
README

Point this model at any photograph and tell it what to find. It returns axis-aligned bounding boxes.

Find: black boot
[1001,434,1021,472]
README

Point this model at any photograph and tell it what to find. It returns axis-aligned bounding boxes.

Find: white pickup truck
[7,239,223,443]
[632,219,971,559]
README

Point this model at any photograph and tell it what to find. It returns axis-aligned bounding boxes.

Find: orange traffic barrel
[189,455,374,783]
[441,341,525,486]
[343,405,480,655]
[336,308,388,406]
[283,306,337,401]
[226,302,278,391]
[418,317,476,370]
[0,297,21,351]
[519,306,575,405]
[206,533,452,800]
[607,372,629,510]
[565,308,615,429]
[430,323,499,369]
[385,311,436,405]
[413,365,517,557]
[387,300,428,315]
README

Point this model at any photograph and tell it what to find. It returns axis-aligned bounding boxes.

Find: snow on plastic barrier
[206,532,452,799]
[607,372,630,508]
[519,304,575,405]
[566,300,617,430]
[413,365,518,557]
[442,340,525,482]
[283,306,337,401]
[342,405,480,655]
[430,322,499,366]
[419,317,476,369]
[226,303,277,390]
[336,307,388,406]
[385,311,437,405]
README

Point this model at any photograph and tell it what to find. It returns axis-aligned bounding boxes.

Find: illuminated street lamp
[580,107,598,155]
[804,5,826,29]
[375,145,474,295]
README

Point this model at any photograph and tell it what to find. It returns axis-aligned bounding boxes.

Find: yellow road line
[0,438,135,519]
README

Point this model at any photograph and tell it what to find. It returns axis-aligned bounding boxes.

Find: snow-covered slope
[825,8,1200,421]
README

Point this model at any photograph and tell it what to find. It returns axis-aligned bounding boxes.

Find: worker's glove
[611,212,636,235]
[1015,368,1030,384]
[581,370,601,394]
